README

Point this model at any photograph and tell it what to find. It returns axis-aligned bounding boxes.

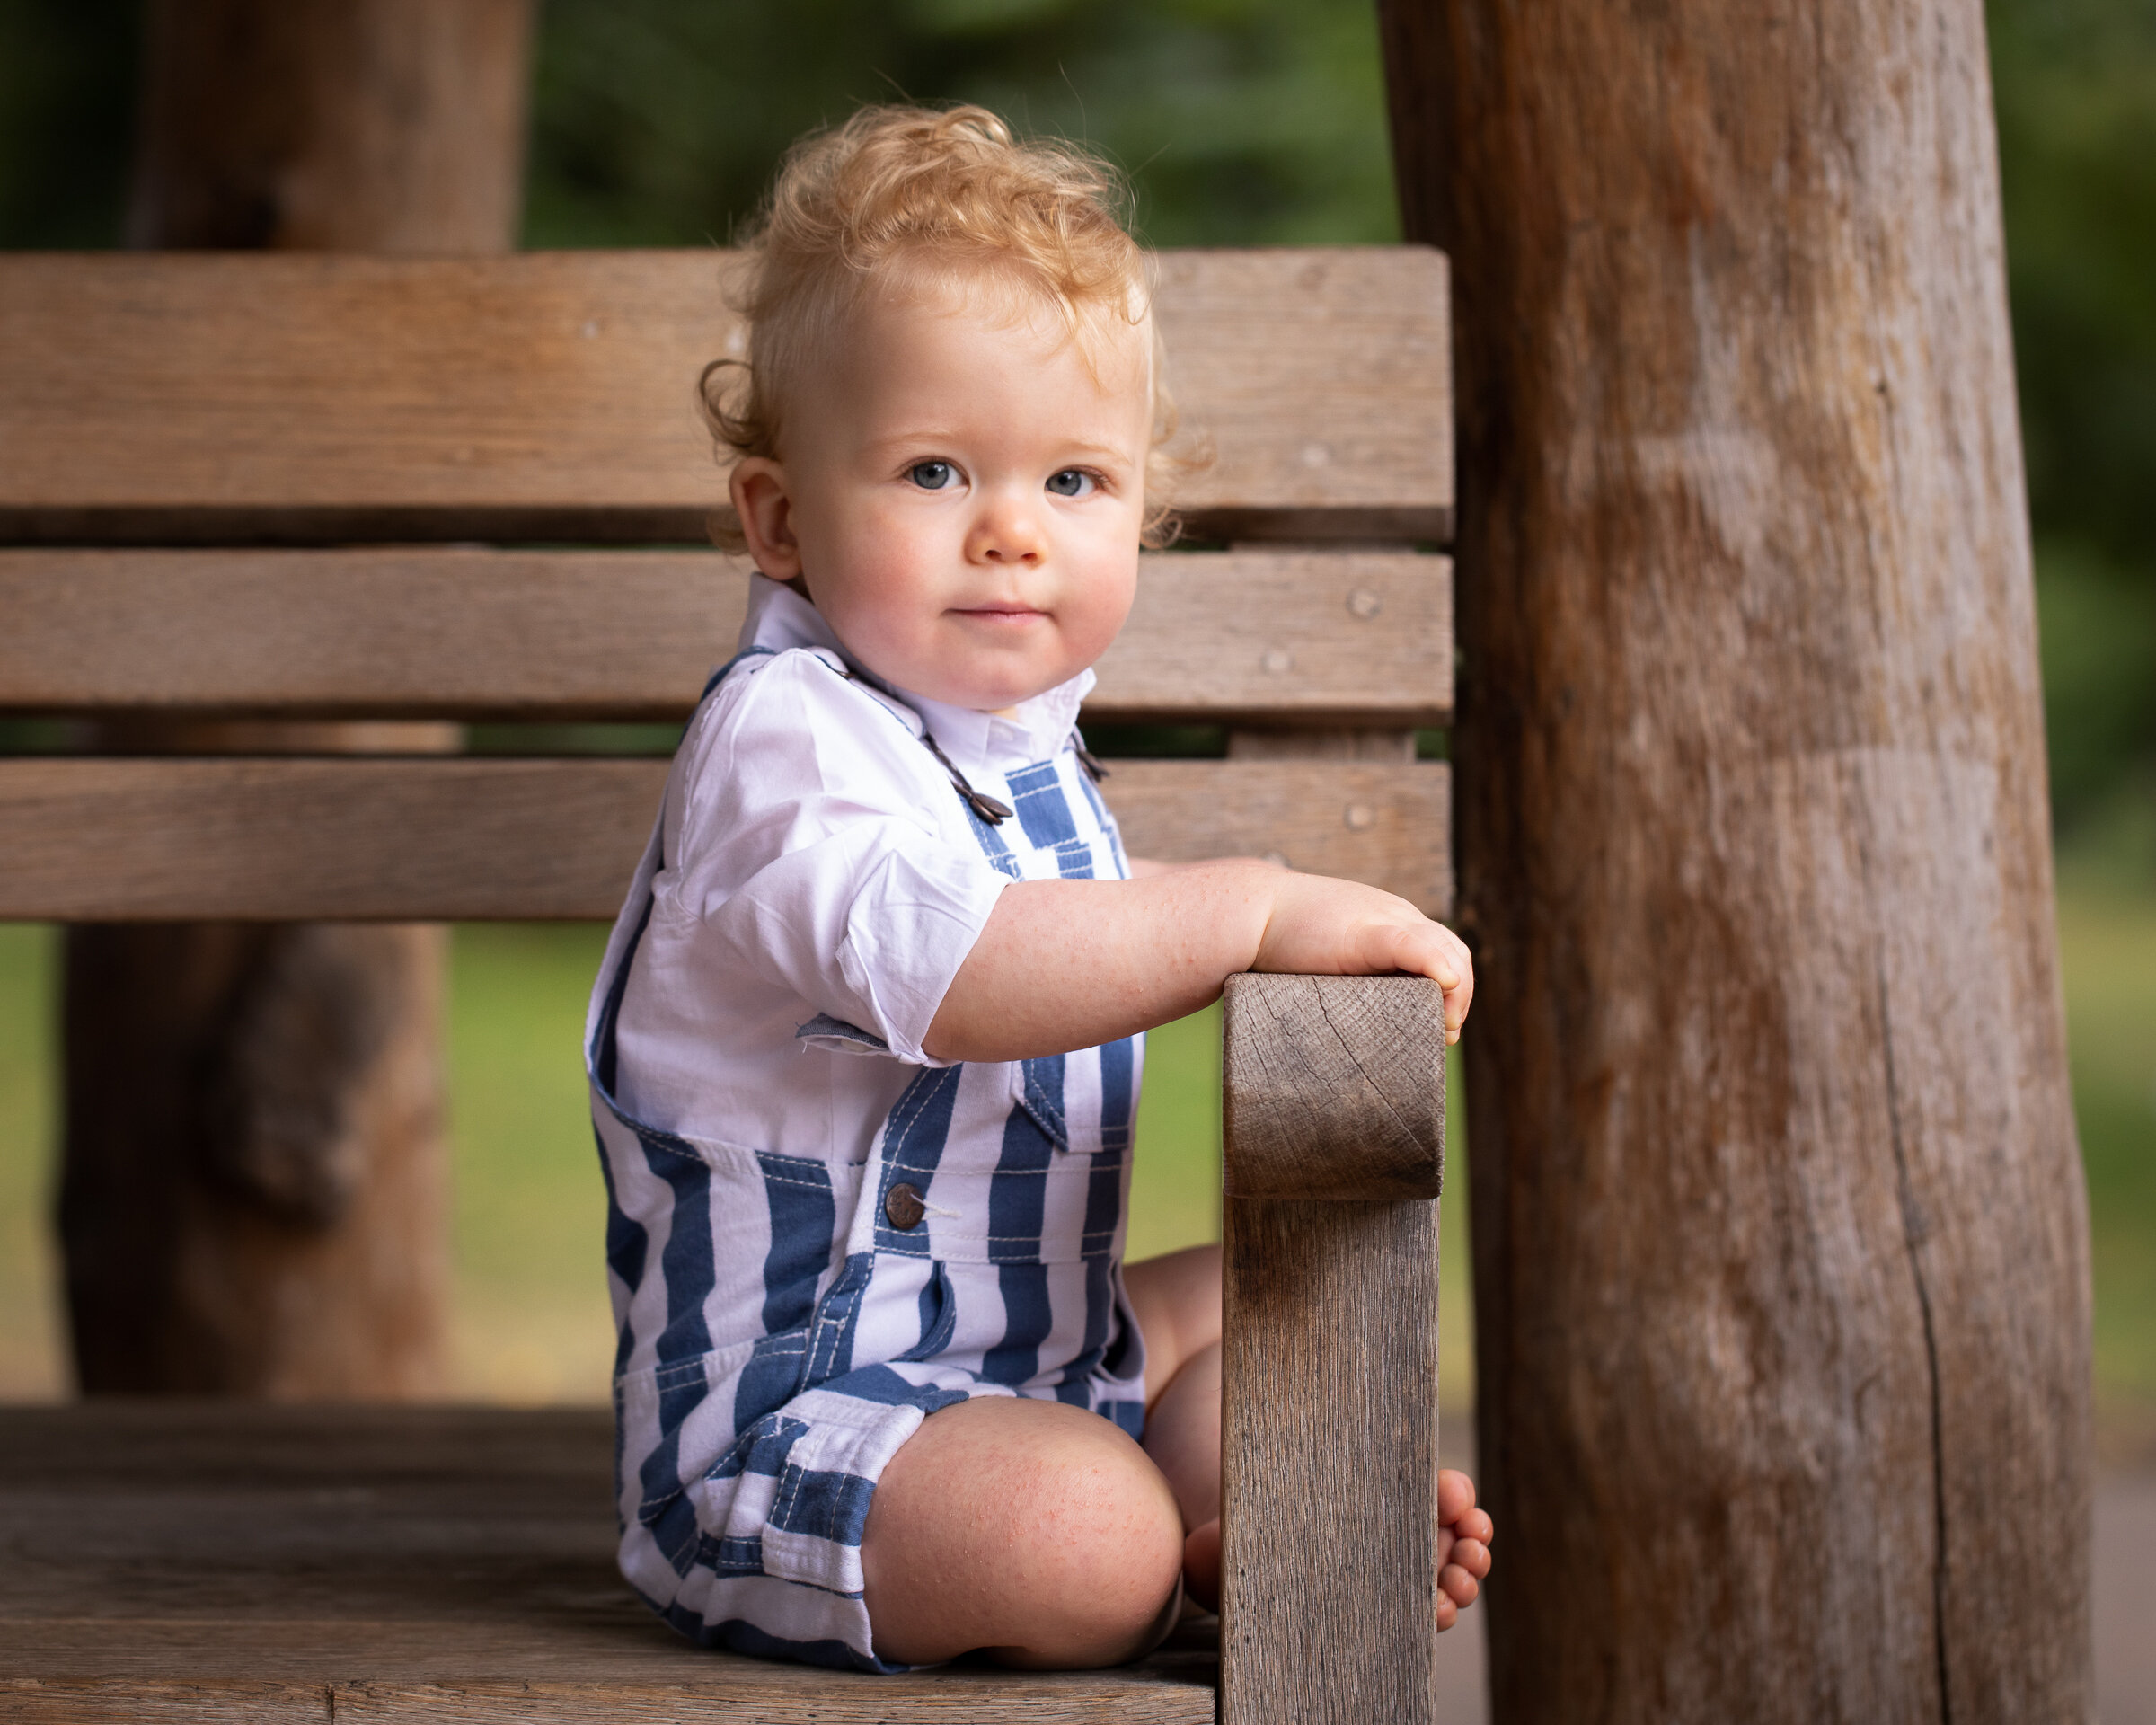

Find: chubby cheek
[821,583,941,685]
[1061,557,1139,666]
[806,526,944,671]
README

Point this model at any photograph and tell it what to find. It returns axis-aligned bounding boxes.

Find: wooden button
[884,1181,925,1230]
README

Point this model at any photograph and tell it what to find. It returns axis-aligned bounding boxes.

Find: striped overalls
[585,579,1146,1670]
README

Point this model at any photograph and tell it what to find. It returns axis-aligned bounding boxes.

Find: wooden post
[60,0,535,1396]
[1379,2,2093,1720]
[123,0,534,253]
[1219,972,1445,1725]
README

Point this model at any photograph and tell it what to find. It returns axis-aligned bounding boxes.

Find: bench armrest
[1219,972,1446,1725]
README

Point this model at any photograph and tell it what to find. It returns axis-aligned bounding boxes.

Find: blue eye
[908,460,955,491]
[1047,468,1094,498]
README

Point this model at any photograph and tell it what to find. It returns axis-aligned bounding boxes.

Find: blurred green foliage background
[0,0,2149,1416]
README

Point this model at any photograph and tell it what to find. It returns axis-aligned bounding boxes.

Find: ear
[730,457,803,583]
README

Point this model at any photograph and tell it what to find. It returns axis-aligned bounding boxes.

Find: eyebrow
[861,431,1139,465]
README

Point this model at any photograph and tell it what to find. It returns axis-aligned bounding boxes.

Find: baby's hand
[1252,871,1474,1043]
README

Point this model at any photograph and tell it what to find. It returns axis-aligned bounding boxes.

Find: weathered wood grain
[0,757,1451,922]
[1383,0,2092,1719]
[1221,974,1445,1201]
[0,1403,1215,1721]
[1219,1190,1440,1725]
[1114,553,1451,723]
[1212,686,1447,1721]
[0,548,1453,725]
[0,249,1450,544]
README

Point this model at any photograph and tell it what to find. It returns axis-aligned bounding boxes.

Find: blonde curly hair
[701,103,1193,550]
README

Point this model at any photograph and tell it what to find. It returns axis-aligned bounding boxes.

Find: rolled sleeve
[667,651,1014,1067]
[834,840,1011,1064]
[705,821,1009,1066]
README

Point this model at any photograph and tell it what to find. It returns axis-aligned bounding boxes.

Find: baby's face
[730,279,1153,712]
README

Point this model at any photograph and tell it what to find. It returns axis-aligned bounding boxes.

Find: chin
[945,664,1067,712]
[958,686,1044,712]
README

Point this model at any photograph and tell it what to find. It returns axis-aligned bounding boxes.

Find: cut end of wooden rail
[1220,973,1445,1200]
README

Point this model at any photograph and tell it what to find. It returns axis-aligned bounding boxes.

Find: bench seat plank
[0,249,1450,544]
[0,757,1451,921]
[0,1402,1215,1721]
[0,549,1452,725]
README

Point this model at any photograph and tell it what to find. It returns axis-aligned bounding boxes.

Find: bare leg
[1125,1244,1224,1605]
[1144,1339,1222,1604]
[860,1395,1185,1668]
[862,1242,1493,1663]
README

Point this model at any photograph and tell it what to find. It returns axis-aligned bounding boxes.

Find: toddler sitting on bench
[585,102,1493,1672]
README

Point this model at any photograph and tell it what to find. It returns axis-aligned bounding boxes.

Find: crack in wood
[1876,954,1954,1725]
[1312,981,1431,1170]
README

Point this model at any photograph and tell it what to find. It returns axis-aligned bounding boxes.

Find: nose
[966,488,1045,566]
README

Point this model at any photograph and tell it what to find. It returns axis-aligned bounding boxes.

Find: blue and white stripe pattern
[586,577,1146,1671]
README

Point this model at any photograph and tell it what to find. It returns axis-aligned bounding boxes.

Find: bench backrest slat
[0,756,1450,923]
[0,548,1452,726]
[0,250,1451,544]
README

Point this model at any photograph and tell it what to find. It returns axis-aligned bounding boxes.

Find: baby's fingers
[1435,929,1473,1041]
[1366,922,1466,988]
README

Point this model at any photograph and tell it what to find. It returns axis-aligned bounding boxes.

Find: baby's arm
[924,858,1471,1063]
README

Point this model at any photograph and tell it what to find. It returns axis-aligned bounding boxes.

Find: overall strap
[917,730,1012,826]
[808,648,1017,828]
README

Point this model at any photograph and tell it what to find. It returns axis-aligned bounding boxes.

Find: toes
[1436,1469,1477,1526]
[1439,1562,1481,1610]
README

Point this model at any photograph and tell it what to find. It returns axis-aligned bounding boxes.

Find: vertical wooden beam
[60,1,535,1397]
[1219,973,1445,1725]
[1379,1,2092,1719]
[125,0,533,252]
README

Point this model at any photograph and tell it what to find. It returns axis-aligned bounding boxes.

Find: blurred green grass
[0,884,2141,1414]
[0,925,62,1400]
[2056,884,2156,1404]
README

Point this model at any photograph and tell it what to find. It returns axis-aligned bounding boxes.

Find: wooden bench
[0,246,1454,1723]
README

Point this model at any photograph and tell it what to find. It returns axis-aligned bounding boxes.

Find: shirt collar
[737,574,1096,773]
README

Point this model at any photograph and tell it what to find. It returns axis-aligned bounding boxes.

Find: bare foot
[1179,1473,1491,1630]
[1436,1468,1494,1630]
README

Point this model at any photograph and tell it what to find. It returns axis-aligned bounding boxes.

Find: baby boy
[586,102,1493,1673]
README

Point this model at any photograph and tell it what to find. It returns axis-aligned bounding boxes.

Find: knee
[999,1419,1185,1665]
[863,1397,1185,1668]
